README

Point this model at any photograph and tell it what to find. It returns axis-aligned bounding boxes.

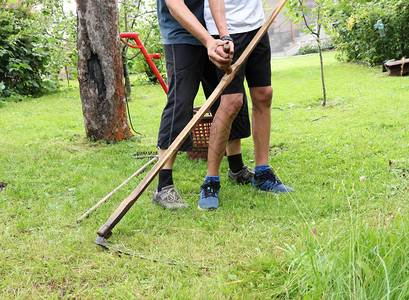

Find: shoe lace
[201,180,220,198]
[162,187,183,203]
[256,169,282,185]
[240,166,254,180]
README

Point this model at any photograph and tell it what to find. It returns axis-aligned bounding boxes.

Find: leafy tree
[285,0,330,106]
[36,0,78,80]
[285,0,372,106]
[0,1,51,97]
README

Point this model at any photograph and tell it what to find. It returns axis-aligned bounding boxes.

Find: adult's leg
[249,86,294,193]
[158,149,177,169]
[198,92,243,210]
[157,44,208,168]
[203,56,252,183]
[154,45,207,208]
[245,31,294,193]
[226,139,241,156]
[207,93,243,175]
[250,85,273,166]
[243,30,273,167]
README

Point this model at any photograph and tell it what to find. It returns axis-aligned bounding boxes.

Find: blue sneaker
[252,168,294,194]
[198,178,221,210]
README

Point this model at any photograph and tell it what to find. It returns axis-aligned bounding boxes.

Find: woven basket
[187,107,213,160]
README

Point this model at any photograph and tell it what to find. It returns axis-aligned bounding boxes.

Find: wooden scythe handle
[97,0,289,239]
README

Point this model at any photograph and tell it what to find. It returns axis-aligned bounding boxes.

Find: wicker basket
[187,107,213,160]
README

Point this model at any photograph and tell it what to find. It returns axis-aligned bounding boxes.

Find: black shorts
[157,44,213,151]
[219,28,271,94]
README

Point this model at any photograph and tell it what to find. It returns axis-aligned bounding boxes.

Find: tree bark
[77,0,133,141]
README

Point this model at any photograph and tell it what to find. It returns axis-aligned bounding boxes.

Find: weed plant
[0,52,408,298]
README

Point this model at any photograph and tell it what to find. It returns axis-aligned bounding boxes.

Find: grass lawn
[1,51,409,298]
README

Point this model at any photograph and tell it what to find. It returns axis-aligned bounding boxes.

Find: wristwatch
[220,35,233,43]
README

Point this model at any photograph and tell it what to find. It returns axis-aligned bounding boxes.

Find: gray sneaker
[152,185,189,209]
[228,166,254,185]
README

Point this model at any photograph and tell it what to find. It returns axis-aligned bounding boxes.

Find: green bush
[0,3,55,97]
[1,1,77,99]
[328,0,409,65]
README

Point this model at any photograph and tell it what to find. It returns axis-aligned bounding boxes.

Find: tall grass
[0,52,408,298]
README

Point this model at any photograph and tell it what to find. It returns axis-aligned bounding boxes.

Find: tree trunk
[315,18,327,107]
[318,42,327,107]
[77,0,133,141]
[122,54,132,98]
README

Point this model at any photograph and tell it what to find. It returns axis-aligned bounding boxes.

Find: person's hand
[207,39,234,73]
[218,40,234,58]
[218,40,234,74]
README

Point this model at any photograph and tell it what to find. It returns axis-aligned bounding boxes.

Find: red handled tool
[120,32,168,94]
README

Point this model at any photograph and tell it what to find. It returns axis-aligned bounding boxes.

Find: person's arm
[165,0,232,70]
[207,0,228,37]
[207,0,234,57]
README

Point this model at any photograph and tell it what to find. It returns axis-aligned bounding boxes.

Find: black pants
[157,44,211,151]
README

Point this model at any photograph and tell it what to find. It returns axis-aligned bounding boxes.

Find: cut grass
[1,52,408,298]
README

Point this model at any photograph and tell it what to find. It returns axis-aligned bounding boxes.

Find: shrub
[298,40,334,55]
[0,1,77,99]
[0,3,53,97]
[328,0,409,65]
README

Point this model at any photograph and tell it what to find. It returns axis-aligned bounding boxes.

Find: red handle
[120,32,142,49]
[120,32,168,94]
[149,53,162,60]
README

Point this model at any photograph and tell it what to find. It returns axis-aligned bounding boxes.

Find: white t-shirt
[204,0,265,35]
